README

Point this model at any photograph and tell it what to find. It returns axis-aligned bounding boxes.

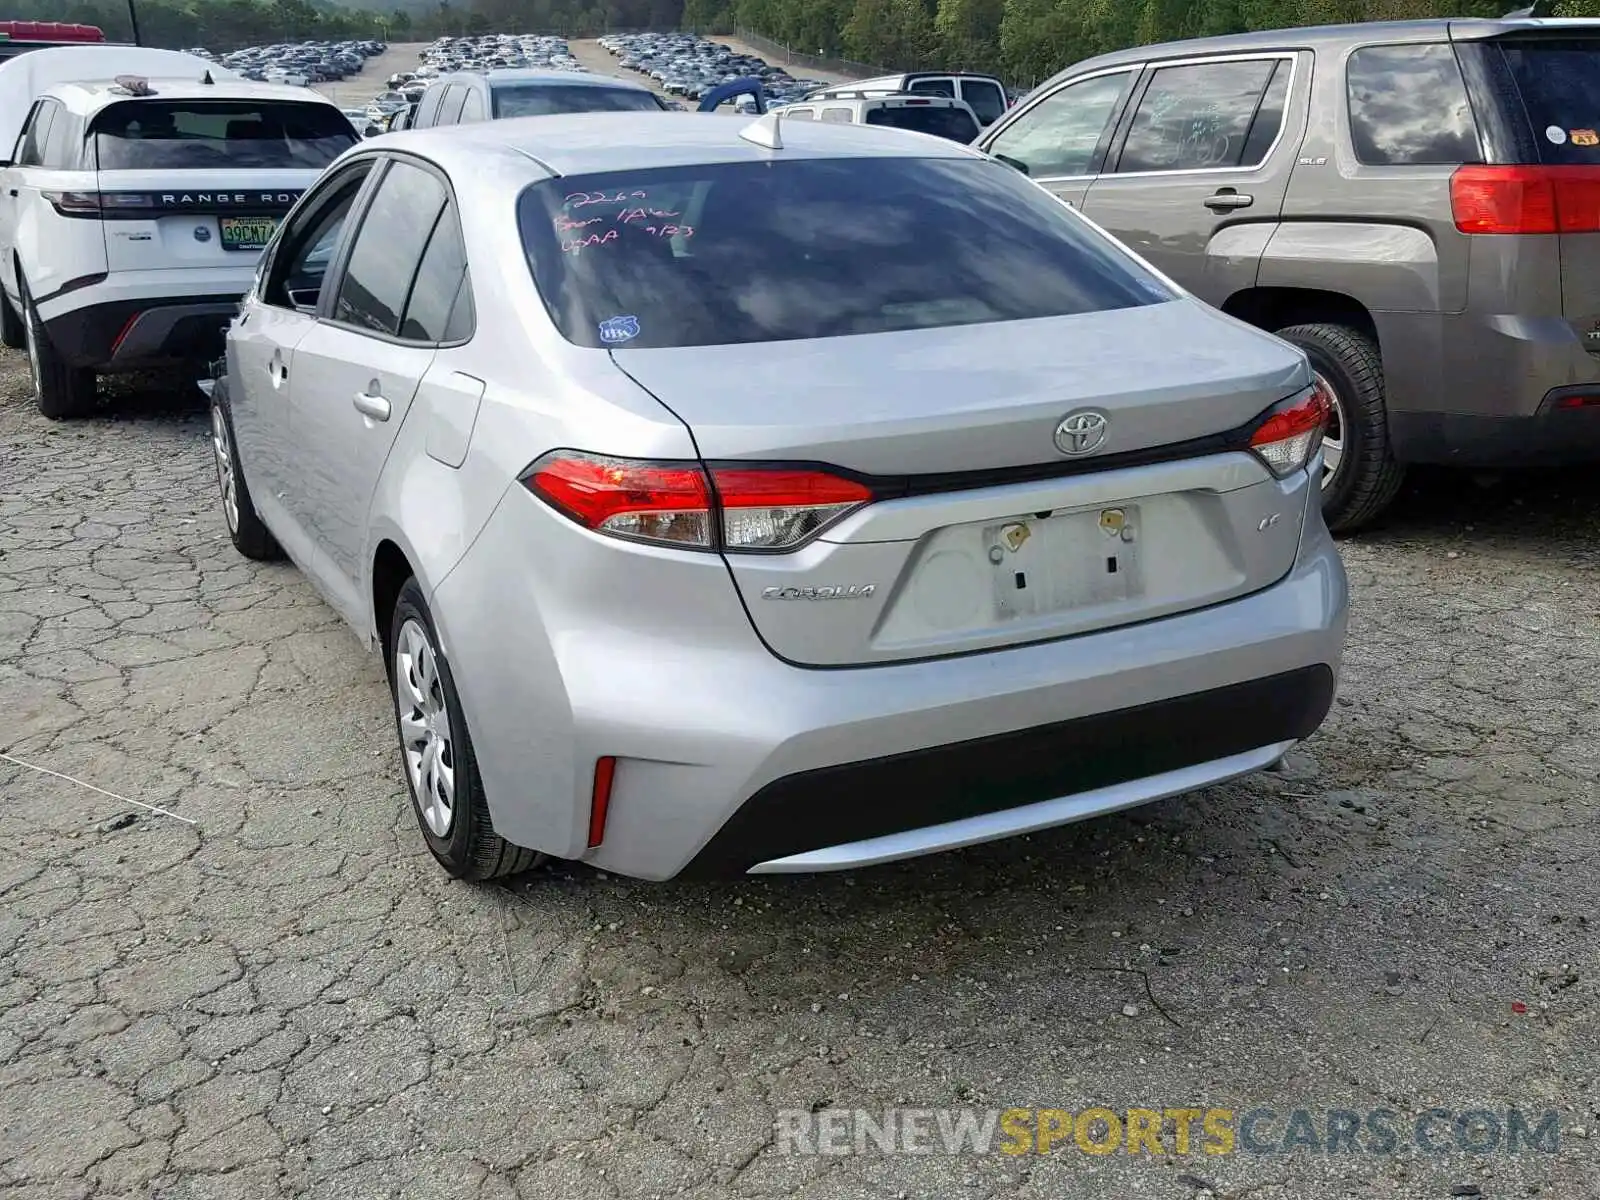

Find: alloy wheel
[1314,371,1345,490]
[211,404,240,534]
[395,618,456,837]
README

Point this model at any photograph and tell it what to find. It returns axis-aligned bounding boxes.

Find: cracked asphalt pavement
[1,360,1598,1200]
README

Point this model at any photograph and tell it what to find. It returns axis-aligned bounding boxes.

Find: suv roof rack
[803,89,954,103]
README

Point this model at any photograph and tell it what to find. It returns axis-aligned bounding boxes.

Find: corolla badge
[1053,408,1110,456]
[762,585,875,600]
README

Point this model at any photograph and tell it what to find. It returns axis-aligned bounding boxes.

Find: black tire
[388,578,545,881]
[210,379,283,562]
[1274,322,1406,534]
[22,281,96,420]
[0,287,24,350]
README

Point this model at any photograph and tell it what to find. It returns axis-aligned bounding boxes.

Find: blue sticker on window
[598,315,640,345]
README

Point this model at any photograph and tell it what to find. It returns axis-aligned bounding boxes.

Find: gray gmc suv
[978,15,1600,530]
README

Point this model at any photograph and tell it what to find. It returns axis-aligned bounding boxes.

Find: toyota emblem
[1053,409,1110,456]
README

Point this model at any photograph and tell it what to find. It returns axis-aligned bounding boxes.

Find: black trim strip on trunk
[700,404,1277,504]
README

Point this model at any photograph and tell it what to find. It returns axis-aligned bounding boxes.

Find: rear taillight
[1249,384,1329,478]
[1450,165,1600,235]
[41,191,157,218]
[522,451,873,552]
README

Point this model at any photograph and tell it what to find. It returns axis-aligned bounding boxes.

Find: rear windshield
[1498,38,1600,164]
[865,104,980,143]
[491,84,665,118]
[517,156,1174,350]
[91,100,356,170]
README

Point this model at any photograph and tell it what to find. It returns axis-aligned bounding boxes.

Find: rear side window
[1496,38,1600,164]
[333,161,447,335]
[783,107,816,120]
[1347,44,1481,166]
[1116,58,1278,173]
[517,156,1174,350]
[91,101,356,170]
[399,202,470,342]
[865,104,980,143]
[460,89,486,123]
[820,107,854,124]
[490,84,662,118]
[15,100,56,167]
[437,86,468,125]
[962,80,1007,126]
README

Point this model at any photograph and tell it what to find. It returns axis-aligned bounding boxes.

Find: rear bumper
[684,665,1333,876]
[1382,309,1600,466]
[433,487,1349,881]
[42,293,242,370]
[1390,389,1600,467]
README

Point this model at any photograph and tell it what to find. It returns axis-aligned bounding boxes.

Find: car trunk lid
[613,303,1316,666]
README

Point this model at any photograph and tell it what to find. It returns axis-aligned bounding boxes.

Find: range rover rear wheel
[23,283,96,421]
[1276,322,1405,534]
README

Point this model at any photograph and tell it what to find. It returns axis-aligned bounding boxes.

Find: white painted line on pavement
[0,751,198,826]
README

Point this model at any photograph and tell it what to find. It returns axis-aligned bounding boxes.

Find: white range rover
[0,73,357,417]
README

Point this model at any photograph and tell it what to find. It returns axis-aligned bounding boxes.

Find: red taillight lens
[1451,165,1600,235]
[1249,384,1329,477]
[524,453,714,548]
[41,191,156,218]
[522,452,873,552]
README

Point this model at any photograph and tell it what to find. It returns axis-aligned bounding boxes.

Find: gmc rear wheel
[22,283,96,421]
[1275,322,1405,534]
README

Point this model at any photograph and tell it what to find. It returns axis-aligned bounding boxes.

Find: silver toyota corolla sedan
[209,112,1349,882]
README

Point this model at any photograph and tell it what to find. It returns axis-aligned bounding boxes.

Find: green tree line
[7,0,1600,83]
[711,0,1600,84]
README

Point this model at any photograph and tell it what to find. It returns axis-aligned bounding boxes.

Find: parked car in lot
[409,68,670,127]
[600,31,826,108]
[772,93,982,144]
[977,15,1600,531]
[805,71,1010,126]
[0,74,357,417]
[210,112,1347,883]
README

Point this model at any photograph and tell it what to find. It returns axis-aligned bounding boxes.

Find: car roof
[438,67,652,91]
[381,110,982,178]
[1062,16,1600,74]
[46,77,338,114]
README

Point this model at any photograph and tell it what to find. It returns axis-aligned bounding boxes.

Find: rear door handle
[353,391,391,421]
[1204,190,1254,211]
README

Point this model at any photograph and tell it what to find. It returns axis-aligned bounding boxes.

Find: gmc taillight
[1450,165,1600,235]
[522,451,873,553]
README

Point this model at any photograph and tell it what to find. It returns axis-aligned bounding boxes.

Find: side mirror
[362,125,381,138]
[993,153,1029,176]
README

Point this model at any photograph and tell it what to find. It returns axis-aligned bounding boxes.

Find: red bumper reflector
[109,312,141,356]
[587,756,616,848]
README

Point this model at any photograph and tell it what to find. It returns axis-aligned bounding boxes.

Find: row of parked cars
[187,39,386,87]
[600,32,827,107]
[5,17,1598,888]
